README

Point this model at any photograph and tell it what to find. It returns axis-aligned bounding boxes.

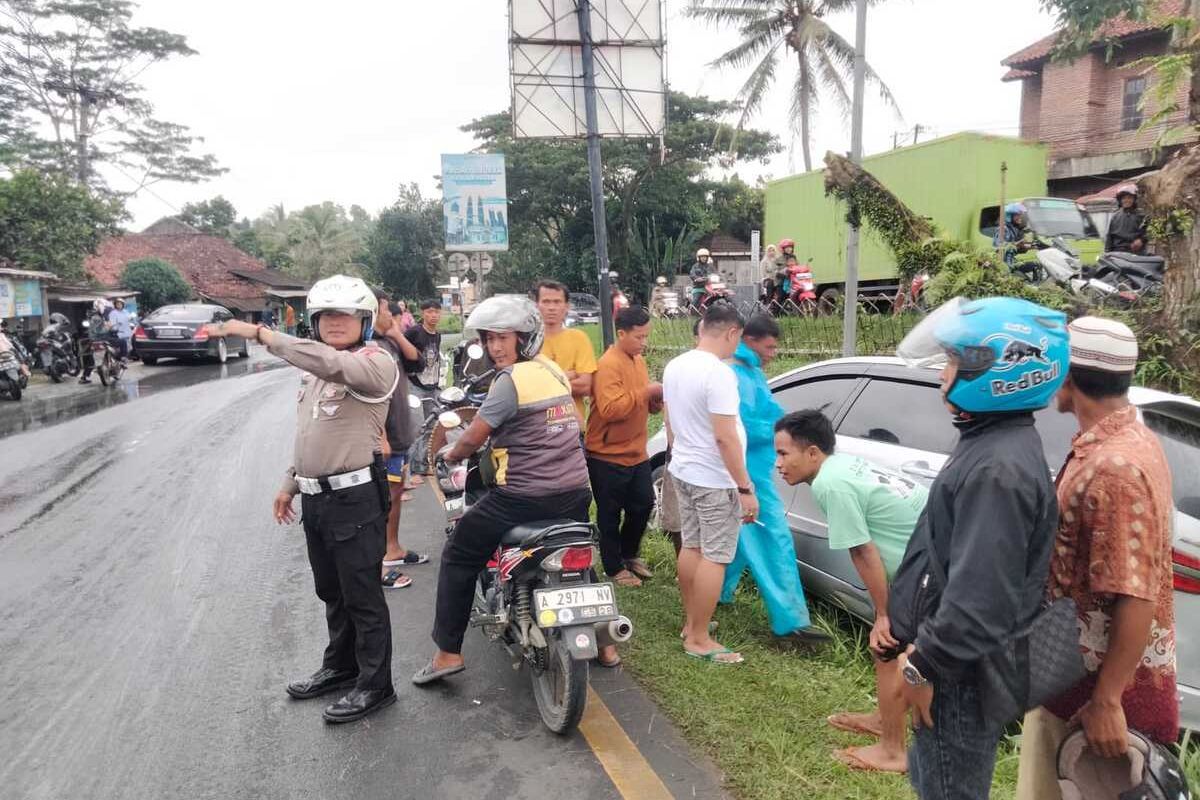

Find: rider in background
[1105,184,1149,254]
[412,296,592,686]
[994,202,1033,269]
[689,248,714,307]
[78,299,118,384]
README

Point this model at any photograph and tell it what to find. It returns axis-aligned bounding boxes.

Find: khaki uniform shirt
[268,333,399,495]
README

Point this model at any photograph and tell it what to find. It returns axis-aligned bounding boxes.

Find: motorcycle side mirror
[407,393,421,409]
[438,410,463,429]
[466,343,484,361]
[81,321,90,329]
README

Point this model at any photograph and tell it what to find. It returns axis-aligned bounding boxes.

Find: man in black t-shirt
[395,299,442,410]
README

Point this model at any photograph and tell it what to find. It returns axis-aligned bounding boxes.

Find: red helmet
[779,238,795,250]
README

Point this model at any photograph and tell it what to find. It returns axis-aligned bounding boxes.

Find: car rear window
[1142,410,1200,520]
[571,294,600,309]
[839,379,959,454]
[148,306,212,321]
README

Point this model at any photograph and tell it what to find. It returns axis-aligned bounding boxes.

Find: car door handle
[901,461,939,480]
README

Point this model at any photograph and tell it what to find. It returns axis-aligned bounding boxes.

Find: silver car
[647,356,1200,730]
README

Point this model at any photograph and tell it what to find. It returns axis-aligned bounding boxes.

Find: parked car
[133,304,252,365]
[647,355,1200,730]
[566,293,602,326]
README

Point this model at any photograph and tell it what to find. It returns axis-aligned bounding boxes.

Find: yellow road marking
[579,685,675,800]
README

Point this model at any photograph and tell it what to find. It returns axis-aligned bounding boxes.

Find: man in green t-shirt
[774,409,929,774]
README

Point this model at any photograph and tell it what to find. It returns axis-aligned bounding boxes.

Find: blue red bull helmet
[897,297,1069,414]
[1004,202,1028,221]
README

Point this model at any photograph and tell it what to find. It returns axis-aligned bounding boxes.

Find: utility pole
[912,123,923,145]
[577,0,615,349]
[841,0,868,358]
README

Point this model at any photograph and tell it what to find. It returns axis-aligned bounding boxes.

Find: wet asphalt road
[0,355,726,800]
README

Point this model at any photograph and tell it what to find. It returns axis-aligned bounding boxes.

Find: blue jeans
[909,678,1004,800]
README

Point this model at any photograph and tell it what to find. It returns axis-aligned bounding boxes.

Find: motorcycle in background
[1092,251,1166,297]
[697,273,735,311]
[36,314,81,382]
[0,332,27,400]
[1035,237,1139,307]
[81,320,126,386]
[786,261,818,315]
[429,403,632,735]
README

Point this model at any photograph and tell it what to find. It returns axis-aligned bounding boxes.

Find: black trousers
[432,487,592,654]
[586,457,654,576]
[301,480,393,691]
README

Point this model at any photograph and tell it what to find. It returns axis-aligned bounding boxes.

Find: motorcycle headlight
[439,386,466,404]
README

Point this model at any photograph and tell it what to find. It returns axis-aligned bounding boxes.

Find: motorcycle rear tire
[98,358,110,387]
[531,633,588,735]
[48,361,64,383]
[9,382,19,401]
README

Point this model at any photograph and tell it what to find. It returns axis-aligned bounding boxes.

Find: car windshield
[1142,410,1200,520]
[148,306,212,321]
[1024,199,1099,239]
[571,294,600,309]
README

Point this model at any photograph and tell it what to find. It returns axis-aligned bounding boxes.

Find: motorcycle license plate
[534,583,618,628]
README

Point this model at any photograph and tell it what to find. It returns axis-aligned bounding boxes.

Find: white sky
[117,0,1058,229]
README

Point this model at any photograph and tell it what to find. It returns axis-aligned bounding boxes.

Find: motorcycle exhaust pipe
[594,615,634,648]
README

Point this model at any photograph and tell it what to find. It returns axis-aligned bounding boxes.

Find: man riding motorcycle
[79,298,121,384]
[689,248,714,307]
[772,239,797,304]
[994,202,1037,277]
[413,295,595,685]
[1105,184,1149,254]
[650,276,672,317]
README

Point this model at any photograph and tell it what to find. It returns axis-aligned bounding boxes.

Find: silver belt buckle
[296,476,321,495]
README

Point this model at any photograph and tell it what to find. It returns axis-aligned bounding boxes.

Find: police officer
[205,274,400,724]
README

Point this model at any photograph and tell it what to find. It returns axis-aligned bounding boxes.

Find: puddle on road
[0,358,288,439]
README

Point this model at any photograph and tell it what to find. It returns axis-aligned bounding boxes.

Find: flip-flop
[827,712,883,738]
[408,475,425,486]
[832,747,908,775]
[383,552,429,567]
[684,646,743,665]
[625,559,654,580]
[612,570,642,588]
[411,660,465,686]
[400,491,415,502]
[381,568,412,589]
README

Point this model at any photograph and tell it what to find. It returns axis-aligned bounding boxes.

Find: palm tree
[688,0,899,172]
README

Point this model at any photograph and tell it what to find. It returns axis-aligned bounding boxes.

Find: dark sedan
[133,304,252,365]
[565,292,602,327]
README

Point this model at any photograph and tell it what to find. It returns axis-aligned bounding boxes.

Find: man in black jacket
[889,296,1070,800]
[1105,184,1149,254]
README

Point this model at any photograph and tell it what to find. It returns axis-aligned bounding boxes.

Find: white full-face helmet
[306,274,378,343]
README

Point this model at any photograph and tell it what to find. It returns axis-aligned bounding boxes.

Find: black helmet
[1057,728,1192,800]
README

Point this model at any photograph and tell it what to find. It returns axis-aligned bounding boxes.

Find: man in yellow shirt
[535,280,597,422]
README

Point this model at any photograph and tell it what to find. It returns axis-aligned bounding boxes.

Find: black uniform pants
[432,487,592,654]
[301,480,393,691]
[586,457,654,576]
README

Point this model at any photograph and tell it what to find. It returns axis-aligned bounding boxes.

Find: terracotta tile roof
[1002,0,1183,67]
[1002,67,1039,82]
[698,232,751,254]
[84,232,272,300]
[227,267,307,288]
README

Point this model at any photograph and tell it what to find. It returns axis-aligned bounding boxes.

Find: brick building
[1002,0,1196,196]
[84,219,308,319]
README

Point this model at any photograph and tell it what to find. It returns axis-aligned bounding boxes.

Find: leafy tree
[0,0,224,190]
[0,168,122,281]
[178,196,236,237]
[366,183,442,298]
[686,0,899,172]
[120,257,191,311]
[287,202,370,282]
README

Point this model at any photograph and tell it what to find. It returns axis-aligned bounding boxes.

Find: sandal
[411,660,465,686]
[832,747,908,775]
[827,712,883,738]
[384,551,429,567]
[683,646,743,665]
[381,567,412,589]
[612,570,643,588]
[400,491,415,502]
[625,558,654,580]
[408,475,424,486]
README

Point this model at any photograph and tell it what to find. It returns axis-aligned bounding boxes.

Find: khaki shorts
[672,475,740,564]
[1015,707,1069,800]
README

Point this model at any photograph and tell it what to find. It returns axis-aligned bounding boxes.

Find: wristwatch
[901,656,929,687]
[737,485,754,495]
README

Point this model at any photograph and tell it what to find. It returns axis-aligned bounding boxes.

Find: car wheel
[142,356,158,366]
[239,338,251,358]
[216,338,228,364]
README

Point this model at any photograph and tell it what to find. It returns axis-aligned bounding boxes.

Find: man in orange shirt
[586,305,663,595]
[535,280,597,422]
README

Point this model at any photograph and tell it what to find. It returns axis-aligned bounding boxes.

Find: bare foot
[598,645,621,667]
[432,650,464,671]
[833,744,908,774]
[827,710,883,738]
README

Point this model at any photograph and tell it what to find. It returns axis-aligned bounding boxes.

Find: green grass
[616,533,1021,800]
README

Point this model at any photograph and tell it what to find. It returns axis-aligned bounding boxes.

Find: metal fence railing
[642,300,923,380]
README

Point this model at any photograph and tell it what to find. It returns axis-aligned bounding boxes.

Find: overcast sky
[117,0,1058,229]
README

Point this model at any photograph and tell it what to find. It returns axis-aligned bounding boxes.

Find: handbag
[923,530,1086,727]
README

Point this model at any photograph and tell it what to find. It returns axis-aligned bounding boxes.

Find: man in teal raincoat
[720,315,831,645]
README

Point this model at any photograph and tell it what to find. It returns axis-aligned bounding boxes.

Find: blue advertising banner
[442,154,508,252]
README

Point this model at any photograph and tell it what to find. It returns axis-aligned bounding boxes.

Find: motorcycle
[409,342,494,477]
[697,273,735,311]
[428,378,633,734]
[1035,237,1139,307]
[81,320,126,387]
[0,336,26,401]
[1091,251,1165,297]
[659,289,684,318]
[36,317,81,382]
[786,262,818,315]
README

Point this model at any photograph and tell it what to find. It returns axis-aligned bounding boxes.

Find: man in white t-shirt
[663,304,758,665]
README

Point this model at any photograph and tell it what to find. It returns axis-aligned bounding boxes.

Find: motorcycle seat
[1103,252,1165,268]
[500,519,595,547]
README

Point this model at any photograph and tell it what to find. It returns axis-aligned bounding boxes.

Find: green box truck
[764,132,1102,306]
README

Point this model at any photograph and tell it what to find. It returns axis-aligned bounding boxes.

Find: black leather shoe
[322,687,396,724]
[286,668,358,700]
